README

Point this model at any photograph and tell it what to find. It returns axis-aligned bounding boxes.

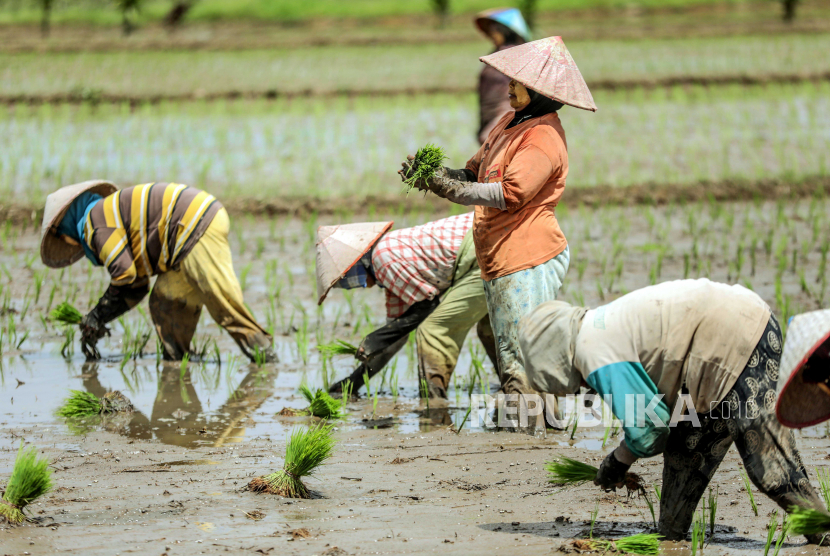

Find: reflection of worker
[400,37,596,400]
[520,279,827,544]
[316,214,496,399]
[39,181,276,363]
[474,8,531,144]
[79,362,279,448]
[775,309,830,429]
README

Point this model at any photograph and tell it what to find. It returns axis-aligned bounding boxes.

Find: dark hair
[488,21,524,46]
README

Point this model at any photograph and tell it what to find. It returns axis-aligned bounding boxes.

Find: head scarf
[56,191,102,265]
[519,300,587,396]
[506,87,564,129]
[335,252,377,290]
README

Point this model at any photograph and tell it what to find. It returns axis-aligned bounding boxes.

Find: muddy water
[3,201,830,554]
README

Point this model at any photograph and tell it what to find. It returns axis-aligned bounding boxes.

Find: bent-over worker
[40,180,276,363]
[519,279,826,543]
[316,213,496,398]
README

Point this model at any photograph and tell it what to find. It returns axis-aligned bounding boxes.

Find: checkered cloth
[372,213,474,319]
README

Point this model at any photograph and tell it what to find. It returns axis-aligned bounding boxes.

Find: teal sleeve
[586,361,671,458]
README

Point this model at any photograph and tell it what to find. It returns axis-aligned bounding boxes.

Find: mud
[3,199,830,554]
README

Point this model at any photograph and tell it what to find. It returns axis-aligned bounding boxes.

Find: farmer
[473,7,531,144]
[316,213,497,399]
[519,279,827,544]
[39,180,276,363]
[775,309,830,429]
[399,36,596,401]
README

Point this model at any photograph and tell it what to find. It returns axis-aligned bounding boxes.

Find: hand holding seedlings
[398,144,448,193]
[79,312,110,360]
[546,457,645,495]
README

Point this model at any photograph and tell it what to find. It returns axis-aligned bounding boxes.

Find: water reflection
[76,361,279,448]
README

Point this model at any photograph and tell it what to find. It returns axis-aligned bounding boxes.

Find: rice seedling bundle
[546,457,645,493]
[57,390,134,418]
[248,422,335,498]
[299,384,344,419]
[402,144,448,192]
[573,533,662,555]
[317,339,358,357]
[0,443,53,524]
[787,506,830,535]
[49,302,83,325]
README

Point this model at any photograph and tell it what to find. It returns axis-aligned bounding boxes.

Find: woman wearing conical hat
[400,36,596,404]
[40,180,276,362]
[473,7,531,145]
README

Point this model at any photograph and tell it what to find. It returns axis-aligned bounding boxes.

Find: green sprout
[402,144,448,192]
[739,468,758,516]
[49,302,83,325]
[299,384,344,420]
[0,442,53,524]
[317,339,358,357]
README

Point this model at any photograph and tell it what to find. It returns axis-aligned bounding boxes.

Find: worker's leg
[483,246,569,396]
[179,209,276,362]
[476,314,499,371]
[416,263,490,398]
[658,414,732,540]
[149,269,203,360]
[724,316,826,543]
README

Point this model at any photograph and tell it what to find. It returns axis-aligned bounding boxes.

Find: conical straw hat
[776,309,830,428]
[316,221,393,305]
[480,36,597,112]
[40,180,117,269]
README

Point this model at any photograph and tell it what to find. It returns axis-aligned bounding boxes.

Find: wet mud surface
[3,199,830,554]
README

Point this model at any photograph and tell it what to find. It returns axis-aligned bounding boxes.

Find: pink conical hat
[315,221,393,305]
[480,36,597,112]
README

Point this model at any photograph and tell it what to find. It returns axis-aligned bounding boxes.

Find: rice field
[3,33,830,98]
[1,82,828,205]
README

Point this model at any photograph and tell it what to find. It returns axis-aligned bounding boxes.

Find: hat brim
[776,330,830,428]
[316,221,394,305]
[40,180,117,269]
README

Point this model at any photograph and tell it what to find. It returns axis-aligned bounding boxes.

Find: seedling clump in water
[248,422,335,499]
[299,384,344,419]
[0,442,53,524]
[572,533,662,555]
[787,506,830,535]
[403,144,448,192]
[57,390,134,418]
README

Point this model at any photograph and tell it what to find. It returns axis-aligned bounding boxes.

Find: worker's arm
[398,157,506,209]
[80,280,150,360]
[586,361,671,458]
[357,297,441,361]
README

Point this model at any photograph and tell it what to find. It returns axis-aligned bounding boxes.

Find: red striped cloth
[372,213,474,319]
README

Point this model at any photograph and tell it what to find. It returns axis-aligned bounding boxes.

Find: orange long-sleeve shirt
[465,111,568,281]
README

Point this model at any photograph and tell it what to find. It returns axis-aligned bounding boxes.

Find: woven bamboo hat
[479,36,597,112]
[315,221,393,305]
[776,309,830,428]
[40,180,117,268]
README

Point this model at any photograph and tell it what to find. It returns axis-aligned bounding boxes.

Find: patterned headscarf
[335,252,376,290]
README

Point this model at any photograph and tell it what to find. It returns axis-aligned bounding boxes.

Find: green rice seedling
[589,500,599,538]
[420,378,430,412]
[816,467,830,508]
[764,510,779,556]
[0,442,53,525]
[317,339,358,357]
[691,516,702,556]
[248,422,335,499]
[57,390,133,418]
[787,506,830,535]
[341,380,353,408]
[455,406,472,435]
[391,372,399,404]
[60,325,76,358]
[299,384,343,420]
[708,486,718,538]
[740,468,759,516]
[546,457,645,493]
[654,484,661,500]
[644,491,657,527]
[773,516,789,556]
[402,144,448,192]
[49,302,83,325]
[179,353,190,379]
